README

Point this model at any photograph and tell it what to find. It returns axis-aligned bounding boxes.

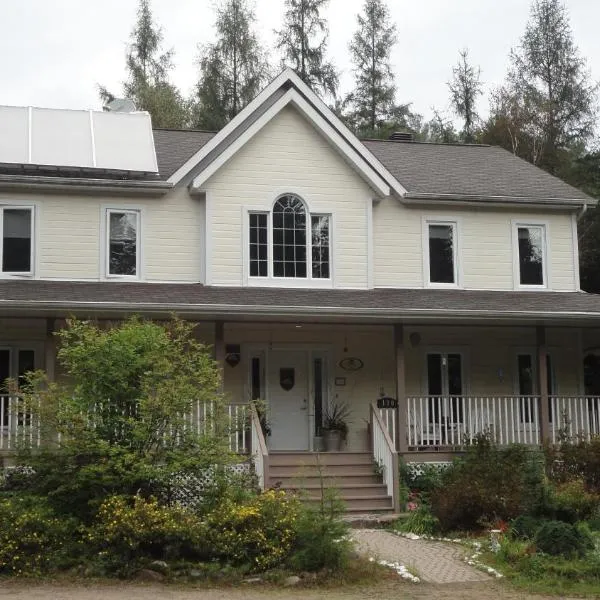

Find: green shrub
[395,504,440,535]
[553,479,600,523]
[546,437,600,492]
[87,495,208,572]
[510,515,543,540]
[0,495,78,575]
[534,520,594,558]
[288,488,351,572]
[430,439,542,531]
[203,489,300,571]
[518,552,600,582]
[400,462,446,499]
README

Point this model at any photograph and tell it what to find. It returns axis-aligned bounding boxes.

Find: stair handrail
[370,400,400,512]
[249,402,269,491]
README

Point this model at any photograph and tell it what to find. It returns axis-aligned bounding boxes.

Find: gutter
[0,174,173,197]
[402,192,587,210]
[2,298,600,323]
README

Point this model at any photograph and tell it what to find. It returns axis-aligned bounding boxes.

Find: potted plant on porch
[322,402,351,451]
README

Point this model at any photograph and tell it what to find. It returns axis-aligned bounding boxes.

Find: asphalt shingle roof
[2,280,600,321]
[362,139,589,201]
[151,128,590,202]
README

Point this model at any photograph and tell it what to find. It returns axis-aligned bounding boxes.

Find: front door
[268,349,309,450]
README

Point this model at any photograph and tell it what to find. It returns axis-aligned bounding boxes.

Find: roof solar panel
[0,106,158,174]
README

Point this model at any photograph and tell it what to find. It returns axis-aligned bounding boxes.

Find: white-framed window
[248,194,331,285]
[513,223,547,288]
[423,219,459,287]
[0,206,34,277]
[103,208,141,279]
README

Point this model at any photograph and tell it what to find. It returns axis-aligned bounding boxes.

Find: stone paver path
[351,529,490,584]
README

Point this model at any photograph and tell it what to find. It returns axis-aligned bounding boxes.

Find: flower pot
[313,435,325,452]
[323,429,343,451]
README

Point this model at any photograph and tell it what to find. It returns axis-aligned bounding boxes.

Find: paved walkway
[351,529,490,584]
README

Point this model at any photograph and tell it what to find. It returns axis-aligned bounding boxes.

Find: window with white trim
[248,194,331,282]
[425,220,457,285]
[105,209,140,278]
[0,206,33,276]
[516,224,546,287]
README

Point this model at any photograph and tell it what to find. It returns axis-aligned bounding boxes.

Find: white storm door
[268,350,309,450]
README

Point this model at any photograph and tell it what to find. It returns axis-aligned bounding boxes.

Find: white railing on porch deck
[550,396,600,443]
[0,396,40,451]
[370,401,399,510]
[249,403,269,490]
[407,396,541,447]
[378,406,397,448]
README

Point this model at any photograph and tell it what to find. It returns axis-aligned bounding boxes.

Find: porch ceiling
[2,280,600,325]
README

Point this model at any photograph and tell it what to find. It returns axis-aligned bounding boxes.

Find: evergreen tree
[275,0,338,98]
[482,0,597,173]
[346,0,397,136]
[193,0,269,130]
[99,0,189,129]
[448,49,482,143]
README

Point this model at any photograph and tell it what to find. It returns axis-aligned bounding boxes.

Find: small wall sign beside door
[280,368,295,391]
[338,357,364,372]
[225,344,241,368]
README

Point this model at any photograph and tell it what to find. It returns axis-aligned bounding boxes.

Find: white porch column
[44,318,57,382]
[214,320,225,393]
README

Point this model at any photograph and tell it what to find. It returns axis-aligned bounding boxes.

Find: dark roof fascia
[402,192,589,210]
[0,174,173,197]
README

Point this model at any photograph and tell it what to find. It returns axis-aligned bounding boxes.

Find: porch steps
[268,452,394,514]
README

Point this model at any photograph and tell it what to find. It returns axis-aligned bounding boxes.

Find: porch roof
[2,280,600,323]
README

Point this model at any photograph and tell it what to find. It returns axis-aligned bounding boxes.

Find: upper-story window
[424,219,459,287]
[248,194,331,285]
[105,209,140,278]
[514,223,546,287]
[0,206,34,276]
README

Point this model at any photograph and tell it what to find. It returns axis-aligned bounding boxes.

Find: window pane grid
[249,213,268,277]
[108,211,138,276]
[273,195,307,278]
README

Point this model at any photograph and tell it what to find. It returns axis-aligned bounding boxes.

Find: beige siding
[0,187,205,282]
[374,200,578,291]
[203,106,374,288]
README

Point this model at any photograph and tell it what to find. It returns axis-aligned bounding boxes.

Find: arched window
[273,195,307,278]
[248,194,330,282]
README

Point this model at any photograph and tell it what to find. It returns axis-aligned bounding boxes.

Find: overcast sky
[1,0,599,124]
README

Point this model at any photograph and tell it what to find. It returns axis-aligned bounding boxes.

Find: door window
[426,353,464,423]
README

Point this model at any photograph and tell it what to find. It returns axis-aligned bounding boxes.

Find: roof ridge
[153,127,217,134]
[361,138,491,148]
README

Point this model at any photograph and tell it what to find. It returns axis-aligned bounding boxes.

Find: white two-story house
[1,70,599,511]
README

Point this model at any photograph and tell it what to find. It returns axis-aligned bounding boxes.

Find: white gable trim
[191,88,391,196]
[168,68,405,197]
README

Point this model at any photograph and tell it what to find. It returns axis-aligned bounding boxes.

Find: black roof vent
[389,131,414,142]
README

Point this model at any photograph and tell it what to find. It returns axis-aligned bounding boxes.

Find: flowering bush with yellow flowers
[0,495,78,575]
[87,495,209,569]
[203,489,300,570]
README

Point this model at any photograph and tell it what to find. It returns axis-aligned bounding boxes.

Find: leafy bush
[395,504,440,535]
[429,437,543,531]
[534,520,594,558]
[87,495,207,571]
[203,489,300,571]
[0,495,78,575]
[553,479,600,523]
[288,488,351,572]
[510,515,542,540]
[545,437,600,492]
[400,462,446,499]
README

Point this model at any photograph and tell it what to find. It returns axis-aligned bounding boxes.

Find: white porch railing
[407,395,541,448]
[378,406,397,449]
[249,403,269,490]
[0,395,40,451]
[370,401,399,510]
[550,396,600,443]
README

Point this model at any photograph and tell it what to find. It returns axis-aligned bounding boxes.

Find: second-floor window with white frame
[516,224,546,287]
[249,194,331,283]
[425,220,458,285]
[106,209,140,278]
[0,206,34,276]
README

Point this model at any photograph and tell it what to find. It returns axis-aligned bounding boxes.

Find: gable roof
[363,139,590,204]
[165,69,404,197]
[153,128,215,181]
